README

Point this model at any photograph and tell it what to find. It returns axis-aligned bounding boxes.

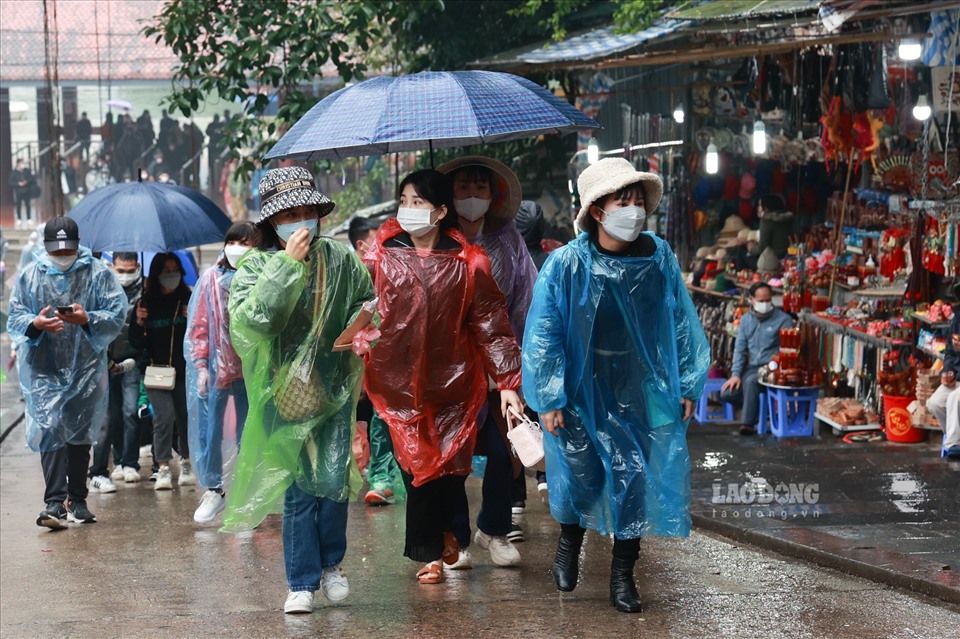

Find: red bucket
[883,394,926,443]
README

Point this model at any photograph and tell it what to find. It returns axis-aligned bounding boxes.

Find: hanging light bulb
[898,39,922,61]
[752,120,766,155]
[587,137,600,165]
[673,103,685,124]
[705,142,719,175]
[912,94,931,121]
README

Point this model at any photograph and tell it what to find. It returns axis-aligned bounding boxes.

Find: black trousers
[402,471,467,563]
[40,444,91,504]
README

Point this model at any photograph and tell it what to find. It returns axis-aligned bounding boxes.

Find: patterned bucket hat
[256,166,335,224]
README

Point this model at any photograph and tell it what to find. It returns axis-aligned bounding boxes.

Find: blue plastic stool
[766,386,820,438]
[696,378,735,423]
[756,390,771,435]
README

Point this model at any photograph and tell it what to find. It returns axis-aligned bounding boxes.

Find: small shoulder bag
[143,302,179,391]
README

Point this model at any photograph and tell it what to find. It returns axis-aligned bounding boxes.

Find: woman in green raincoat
[222,167,376,615]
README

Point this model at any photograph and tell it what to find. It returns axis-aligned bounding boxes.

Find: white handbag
[143,301,179,391]
[506,408,545,469]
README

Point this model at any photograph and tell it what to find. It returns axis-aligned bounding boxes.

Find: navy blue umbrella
[265,70,600,162]
[67,182,233,252]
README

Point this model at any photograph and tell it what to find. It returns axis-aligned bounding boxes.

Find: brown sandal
[416,560,444,584]
[441,532,460,566]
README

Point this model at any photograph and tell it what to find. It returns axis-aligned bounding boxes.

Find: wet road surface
[2,429,959,639]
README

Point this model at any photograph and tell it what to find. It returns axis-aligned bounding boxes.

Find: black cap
[44,216,80,252]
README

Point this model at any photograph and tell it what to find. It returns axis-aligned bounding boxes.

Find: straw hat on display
[757,247,782,273]
[575,157,663,232]
[715,214,747,247]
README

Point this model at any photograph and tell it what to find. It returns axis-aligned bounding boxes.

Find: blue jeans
[91,368,142,475]
[194,379,249,490]
[282,483,348,592]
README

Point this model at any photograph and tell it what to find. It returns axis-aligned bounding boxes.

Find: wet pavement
[1,403,959,638]
[688,421,960,604]
[1,335,959,637]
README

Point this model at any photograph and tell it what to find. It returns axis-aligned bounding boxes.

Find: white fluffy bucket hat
[576,157,664,232]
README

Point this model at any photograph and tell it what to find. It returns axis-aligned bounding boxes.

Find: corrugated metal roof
[472,19,692,69]
[666,0,822,20]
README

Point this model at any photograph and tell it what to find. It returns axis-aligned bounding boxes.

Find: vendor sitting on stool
[926,320,960,459]
[721,282,794,435]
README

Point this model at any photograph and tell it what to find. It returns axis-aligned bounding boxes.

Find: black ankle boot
[609,557,642,613]
[552,528,584,592]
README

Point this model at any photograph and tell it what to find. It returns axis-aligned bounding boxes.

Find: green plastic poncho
[221,238,375,532]
[7,247,128,451]
[521,233,710,539]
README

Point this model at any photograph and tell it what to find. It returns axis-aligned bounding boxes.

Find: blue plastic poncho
[221,239,375,532]
[474,219,538,341]
[7,247,128,451]
[521,233,710,538]
[185,263,247,491]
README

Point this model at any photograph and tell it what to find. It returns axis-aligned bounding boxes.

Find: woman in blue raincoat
[522,158,710,613]
[185,221,257,524]
[7,217,128,528]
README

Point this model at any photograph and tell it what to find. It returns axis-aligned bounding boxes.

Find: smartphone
[56,306,74,315]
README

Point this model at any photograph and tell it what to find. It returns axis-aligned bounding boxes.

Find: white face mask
[397,206,437,238]
[600,205,646,243]
[223,245,250,269]
[159,273,182,290]
[116,270,140,287]
[48,254,78,272]
[753,300,774,315]
[455,197,491,222]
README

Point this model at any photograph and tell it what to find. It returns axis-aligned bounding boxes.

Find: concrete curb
[692,513,960,605]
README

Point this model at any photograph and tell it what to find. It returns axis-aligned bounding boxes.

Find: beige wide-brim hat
[436,155,522,219]
[575,157,663,232]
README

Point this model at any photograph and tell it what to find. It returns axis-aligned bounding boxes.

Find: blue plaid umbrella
[265,70,600,161]
[67,182,232,252]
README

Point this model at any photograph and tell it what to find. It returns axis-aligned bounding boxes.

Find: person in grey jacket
[721,282,794,435]
[88,253,146,491]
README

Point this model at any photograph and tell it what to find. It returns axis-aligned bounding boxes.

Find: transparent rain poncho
[221,239,375,532]
[363,219,521,487]
[7,247,128,451]
[474,219,538,341]
[522,233,710,539]
[185,263,247,491]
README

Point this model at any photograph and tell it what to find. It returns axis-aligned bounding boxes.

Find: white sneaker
[474,530,521,566]
[90,475,117,494]
[155,466,173,490]
[110,465,126,482]
[319,565,349,604]
[123,467,141,483]
[284,590,313,614]
[447,547,473,570]
[178,459,196,486]
[139,445,152,459]
[194,490,225,523]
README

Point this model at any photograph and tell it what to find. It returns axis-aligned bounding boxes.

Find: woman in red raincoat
[363,169,523,585]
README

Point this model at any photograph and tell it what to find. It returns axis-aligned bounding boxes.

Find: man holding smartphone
[7,217,128,528]
[926,314,960,459]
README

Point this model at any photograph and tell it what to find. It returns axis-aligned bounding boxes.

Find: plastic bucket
[883,394,926,443]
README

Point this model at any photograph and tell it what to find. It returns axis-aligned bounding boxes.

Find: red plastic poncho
[363,218,521,487]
